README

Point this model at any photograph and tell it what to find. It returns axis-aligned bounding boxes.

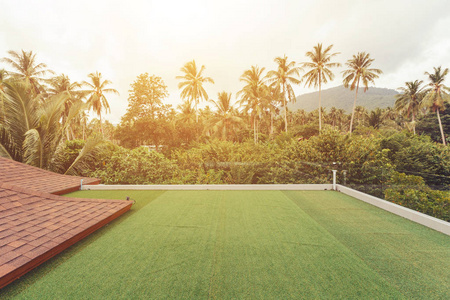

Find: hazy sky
[1,0,449,123]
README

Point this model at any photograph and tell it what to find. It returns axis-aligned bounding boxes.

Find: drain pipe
[80,179,83,191]
[332,170,337,190]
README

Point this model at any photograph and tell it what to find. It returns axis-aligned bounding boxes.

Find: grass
[1,190,449,299]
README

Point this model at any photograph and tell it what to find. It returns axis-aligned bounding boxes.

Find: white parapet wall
[83,184,333,191]
[336,184,450,236]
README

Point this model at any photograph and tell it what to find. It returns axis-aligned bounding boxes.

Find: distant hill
[289,85,398,113]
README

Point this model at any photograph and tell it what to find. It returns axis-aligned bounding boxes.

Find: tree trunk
[437,109,446,145]
[253,115,257,144]
[283,85,288,132]
[349,78,360,135]
[318,73,322,132]
[99,113,103,136]
[319,84,322,132]
[195,101,199,123]
[270,110,274,137]
[412,112,416,135]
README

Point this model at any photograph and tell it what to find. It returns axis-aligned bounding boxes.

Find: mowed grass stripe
[2,190,445,299]
[284,190,450,299]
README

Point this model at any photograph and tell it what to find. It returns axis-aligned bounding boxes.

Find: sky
[1,0,449,123]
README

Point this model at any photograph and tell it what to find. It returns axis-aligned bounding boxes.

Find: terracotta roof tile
[0,157,100,195]
[0,162,132,289]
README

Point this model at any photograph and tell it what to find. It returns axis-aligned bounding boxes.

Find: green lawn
[1,190,449,299]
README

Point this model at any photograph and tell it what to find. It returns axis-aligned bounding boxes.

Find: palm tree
[354,106,368,127]
[0,80,100,171]
[237,66,268,143]
[335,108,348,131]
[82,71,119,135]
[1,50,53,94]
[263,86,282,136]
[342,52,382,134]
[267,55,302,132]
[48,74,82,96]
[49,74,86,140]
[423,66,450,145]
[368,108,384,129]
[302,43,341,131]
[395,80,426,135]
[176,101,198,144]
[176,60,214,123]
[209,92,244,140]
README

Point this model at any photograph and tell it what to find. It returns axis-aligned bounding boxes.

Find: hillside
[289,85,398,113]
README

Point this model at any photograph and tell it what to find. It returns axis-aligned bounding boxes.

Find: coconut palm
[354,106,368,127]
[263,86,282,136]
[237,66,268,143]
[177,101,197,125]
[176,101,198,144]
[82,71,119,135]
[368,108,384,129]
[1,50,53,94]
[342,52,382,134]
[176,60,214,123]
[302,43,341,131]
[49,74,85,139]
[267,55,302,132]
[0,80,100,171]
[209,92,244,140]
[423,66,450,145]
[395,80,426,135]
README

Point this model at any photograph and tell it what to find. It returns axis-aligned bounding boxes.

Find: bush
[88,145,179,184]
[384,172,449,221]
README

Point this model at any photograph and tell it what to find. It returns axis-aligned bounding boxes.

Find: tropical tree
[395,80,426,134]
[354,106,368,126]
[124,73,168,120]
[237,66,268,143]
[423,66,450,145]
[209,91,244,140]
[1,50,53,94]
[48,74,82,96]
[342,52,382,134]
[48,74,86,139]
[175,101,198,144]
[267,55,302,132]
[302,43,341,131]
[263,86,282,136]
[176,60,214,122]
[368,108,384,129]
[82,71,119,134]
[0,80,100,172]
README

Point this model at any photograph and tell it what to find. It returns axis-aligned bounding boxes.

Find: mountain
[288,85,398,113]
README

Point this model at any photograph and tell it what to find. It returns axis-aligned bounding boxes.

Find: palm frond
[23,128,42,167]
[64,135,105,175]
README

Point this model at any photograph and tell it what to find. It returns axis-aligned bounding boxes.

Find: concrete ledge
[82,184,334,191]
[336,184,450,236]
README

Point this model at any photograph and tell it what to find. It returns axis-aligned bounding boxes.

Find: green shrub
[384,172,449,221]
[89,146,179,184]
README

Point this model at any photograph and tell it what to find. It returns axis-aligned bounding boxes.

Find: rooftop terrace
[1,189,448,298]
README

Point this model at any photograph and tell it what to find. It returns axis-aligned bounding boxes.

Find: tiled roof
[0,182,132,289]
[0,157,133,288]
[0,157,100,195]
